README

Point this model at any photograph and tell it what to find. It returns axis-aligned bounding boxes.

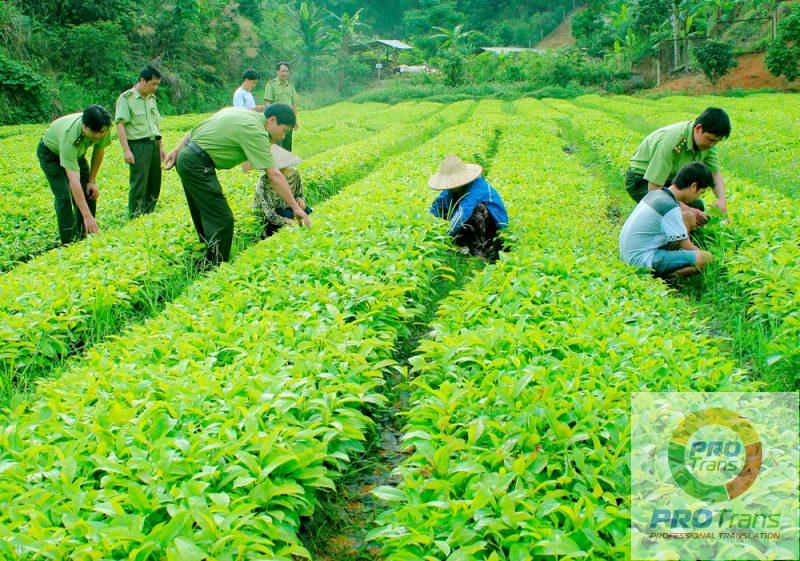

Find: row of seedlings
[546,98,798,390]
[369,99,757,560]
[0,101,474,402]
[0,100,506,559]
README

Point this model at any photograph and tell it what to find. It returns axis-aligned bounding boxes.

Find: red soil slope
[655,52,798,93]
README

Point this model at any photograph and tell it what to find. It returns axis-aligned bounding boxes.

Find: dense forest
[0,0,575,123]
[0,0,797,124]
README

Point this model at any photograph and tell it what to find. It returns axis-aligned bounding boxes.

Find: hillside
[656,52,798,93]
[535,6,584,49]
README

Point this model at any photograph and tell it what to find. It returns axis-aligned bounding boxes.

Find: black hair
[276,62,291,71]
[673,161,714,191]
[242,69,259,81]
[139,65,162,81]
[694,107,731,138]
[82,104,112,132]
[264,103,296,127]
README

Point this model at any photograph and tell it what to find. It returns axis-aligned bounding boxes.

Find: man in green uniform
[626,107,731,226]
[115,65,165,217]
[163,104,310,266]
[264,62,299,151]
[37,104,112,244]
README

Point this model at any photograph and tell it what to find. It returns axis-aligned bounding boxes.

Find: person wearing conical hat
[429,155,508,261]
[253,144,312,238]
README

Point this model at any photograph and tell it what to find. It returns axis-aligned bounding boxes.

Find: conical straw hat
[272,144,302,169]
[428,154,482,191]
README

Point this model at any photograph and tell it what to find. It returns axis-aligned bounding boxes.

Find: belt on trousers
[129,135,161,142]
[186,141,214,167]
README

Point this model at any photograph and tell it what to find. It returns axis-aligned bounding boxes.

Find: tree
[766,4,800,82]
[329,8,370,91]
[293,2,332,86]
[694,39,737,84]
[329,8,368,58]
[430,23,476,87]
[572,7,616,58]
[701,0,734,37]
[430,23,476,53]
[62,21,130,89]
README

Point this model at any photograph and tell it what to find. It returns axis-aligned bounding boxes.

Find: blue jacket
[430,176,508,235]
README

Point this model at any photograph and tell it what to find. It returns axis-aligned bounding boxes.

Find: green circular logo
[668,407,763,502]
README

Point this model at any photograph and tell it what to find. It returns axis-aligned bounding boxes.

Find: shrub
[766,4,800,82]
[694,40,738,85]
[0,53,48,123]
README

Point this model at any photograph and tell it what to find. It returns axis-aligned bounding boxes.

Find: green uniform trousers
[280,129,293,152]
[128,138,162,217]
[176,143,234,265]
[37,140,95,245]
[625,169,705,211]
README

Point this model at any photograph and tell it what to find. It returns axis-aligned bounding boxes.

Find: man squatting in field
[619,161,715,278]
[626,107,731,228]
[115,65,165,218]
[163,104,311,266]
[252,144,313,238]
[37,105,112,244]
[429,154,508,261]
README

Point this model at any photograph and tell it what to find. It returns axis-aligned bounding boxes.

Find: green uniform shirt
[42,113,112,172]
[264,78,298,107]
[190,107,275,170]
[115,87,162,140]
[630,121,721,186]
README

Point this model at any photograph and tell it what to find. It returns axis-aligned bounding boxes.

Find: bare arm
[712,171,727,214]
[678,237,701,251]
[66,168,98,234]
[89,147,104,182]
[163,132,191,170]
[117,121,134,164]
[267,167,310,227]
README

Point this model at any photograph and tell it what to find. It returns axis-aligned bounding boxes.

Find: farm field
[0,95,797,559]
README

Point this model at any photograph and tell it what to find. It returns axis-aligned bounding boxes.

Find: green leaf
[372,486,407,502]
[167,537,207,561]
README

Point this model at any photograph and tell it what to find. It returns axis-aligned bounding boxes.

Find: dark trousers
[625,169,705,211]
[176,145,234,265]
[454,203,504,261]
[37,140,95,245]
[128,138,162,217]
[280,129,293,152]
[260,219,283,239]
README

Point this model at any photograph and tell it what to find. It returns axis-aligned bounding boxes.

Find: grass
[299,129,504,559]
[298,248,486,560]
[351,80,588,105]
[571,95,800,198]
[554,115,634,225]
[0,102,481,408]
[551,103,789,390]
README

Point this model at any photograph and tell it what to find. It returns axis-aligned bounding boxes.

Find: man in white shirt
[619,162,715,278]
[232,69,265,111]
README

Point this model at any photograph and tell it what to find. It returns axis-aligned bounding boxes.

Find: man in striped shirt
[619,162,714,278]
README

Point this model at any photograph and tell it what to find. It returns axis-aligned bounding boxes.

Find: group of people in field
[37,63,305,265]
[37,61,730,277]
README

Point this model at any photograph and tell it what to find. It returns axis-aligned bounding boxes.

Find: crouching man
[619,161,714,278]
